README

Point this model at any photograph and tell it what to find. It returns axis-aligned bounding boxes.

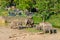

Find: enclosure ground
[0,27,60,40]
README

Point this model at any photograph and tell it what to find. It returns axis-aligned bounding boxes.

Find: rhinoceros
[4,16,34,29]
[36,22,53,33]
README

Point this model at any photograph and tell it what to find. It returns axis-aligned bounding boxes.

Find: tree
[35,0,59,22]
[0,0,60,19]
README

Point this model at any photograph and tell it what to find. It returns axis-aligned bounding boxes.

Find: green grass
[46,14,60,28]
[25,28,42,33]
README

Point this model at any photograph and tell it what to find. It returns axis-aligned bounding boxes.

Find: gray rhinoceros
[8,16,34,29]
[36,22,53,33]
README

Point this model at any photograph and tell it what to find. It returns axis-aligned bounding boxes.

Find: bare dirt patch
[0,27,60,40]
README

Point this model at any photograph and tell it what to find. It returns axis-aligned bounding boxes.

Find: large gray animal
[8,16,34,29]
[36,22,53,33]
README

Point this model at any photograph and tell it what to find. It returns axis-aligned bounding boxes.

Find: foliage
[14,0,35,10]
[46,14,60,28]
[0,0,60,27]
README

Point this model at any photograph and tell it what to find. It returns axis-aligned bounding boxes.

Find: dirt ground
[0,27,60,40]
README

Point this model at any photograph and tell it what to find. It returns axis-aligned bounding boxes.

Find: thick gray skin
[9,20,21,29]
[36,22,53,33]
[26,18,34,28]
[9,17,34,29]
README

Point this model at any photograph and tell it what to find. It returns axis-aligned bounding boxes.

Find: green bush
[46,14,60,28]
